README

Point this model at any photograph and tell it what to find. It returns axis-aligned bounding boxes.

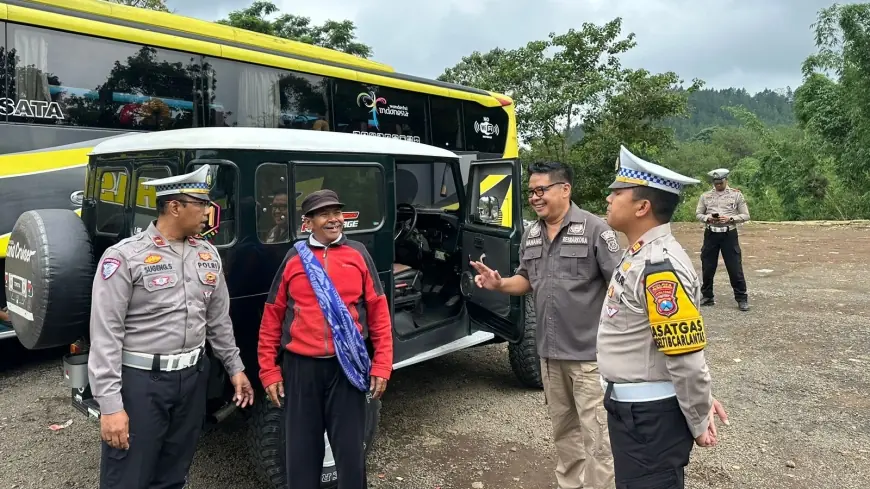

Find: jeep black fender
[5,209,94,350]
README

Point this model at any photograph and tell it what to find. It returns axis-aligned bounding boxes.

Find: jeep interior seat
[392,263,422,309]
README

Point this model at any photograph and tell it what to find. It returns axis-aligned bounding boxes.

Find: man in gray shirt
[471,161,622,489]
[88,165,254,489]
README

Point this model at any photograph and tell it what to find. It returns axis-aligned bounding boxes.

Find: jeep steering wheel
[395,203,418,241]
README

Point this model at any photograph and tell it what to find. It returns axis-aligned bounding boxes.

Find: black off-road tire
[247,389,381,489]
[508,294,542,389]
[5,209,94,350]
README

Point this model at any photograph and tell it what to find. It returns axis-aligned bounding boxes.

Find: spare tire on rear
[5,209,95,350]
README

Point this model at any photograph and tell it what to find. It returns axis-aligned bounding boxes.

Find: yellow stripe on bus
[479,174,507,196]
[501,181,513,228]
[6,4,506,107]
[0,208,83,259]
[0,3,8,19]
[0,147,92,177]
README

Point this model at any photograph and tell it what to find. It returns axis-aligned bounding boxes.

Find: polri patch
[646,279,679,318]
[101,258,121,280]
[601,230,620,253]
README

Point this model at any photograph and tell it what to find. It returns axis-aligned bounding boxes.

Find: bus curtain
[293,240,371,392]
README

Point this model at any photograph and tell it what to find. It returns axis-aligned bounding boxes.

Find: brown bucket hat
[300,189,345,216]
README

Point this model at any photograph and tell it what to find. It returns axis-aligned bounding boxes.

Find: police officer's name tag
[526,237,543,247]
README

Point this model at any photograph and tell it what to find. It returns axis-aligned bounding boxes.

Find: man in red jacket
[257,189,393,489]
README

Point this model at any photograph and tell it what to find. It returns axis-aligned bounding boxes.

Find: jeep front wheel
[508,294,542,389]
[247,390,381,489]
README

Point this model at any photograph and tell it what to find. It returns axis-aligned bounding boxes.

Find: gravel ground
[1,221,868,489]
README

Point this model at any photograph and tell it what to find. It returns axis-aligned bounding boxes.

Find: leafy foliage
[215,1,373,58]
[105,0,170,12]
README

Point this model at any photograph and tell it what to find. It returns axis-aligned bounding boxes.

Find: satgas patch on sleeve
[600,230,620,253]
[644,270,707,356]
[100,257,121,280]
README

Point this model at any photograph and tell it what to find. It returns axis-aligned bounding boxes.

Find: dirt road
[1,222,868,489]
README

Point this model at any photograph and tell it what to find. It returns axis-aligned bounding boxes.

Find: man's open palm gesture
[470,260,502,290]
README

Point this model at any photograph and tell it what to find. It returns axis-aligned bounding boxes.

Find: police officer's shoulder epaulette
[109,233,150,258]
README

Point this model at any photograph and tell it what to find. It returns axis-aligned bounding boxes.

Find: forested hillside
[665,88,795,140]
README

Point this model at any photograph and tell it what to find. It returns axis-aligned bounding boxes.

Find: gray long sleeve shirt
[87,222,244,415]
[515,203,622,361]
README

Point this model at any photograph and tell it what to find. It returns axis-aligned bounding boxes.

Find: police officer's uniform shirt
[695,187,750,226]
[516,203,621,361]
[597,223,713,438]
[88,222,244,415]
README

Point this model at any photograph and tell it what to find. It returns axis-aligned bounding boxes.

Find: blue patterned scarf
[294,240,371,392]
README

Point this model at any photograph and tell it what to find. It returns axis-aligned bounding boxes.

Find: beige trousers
[541,358,615,489]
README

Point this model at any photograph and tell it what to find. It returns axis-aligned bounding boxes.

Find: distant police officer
[598,146,728,489]
[472,161,621,489]
[695,168,750,311]
[88,165,255,489]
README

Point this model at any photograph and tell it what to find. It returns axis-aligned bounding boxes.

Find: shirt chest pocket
[558,244,589,279]
[522,246,543,278]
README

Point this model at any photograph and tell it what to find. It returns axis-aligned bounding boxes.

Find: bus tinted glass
[293,164,385,234]
[1,22,6,123]
[202,57,331,131]
[429,96,463,151]
[463,102,508,155]
[333,80,428,144]
[4,24,198,130]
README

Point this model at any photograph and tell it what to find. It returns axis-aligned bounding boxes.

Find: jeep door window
[95,168,129,236]
[395,160,459,210]
[332,81,428,144]
[201,57,330,131]
[132,165,172,235]
[469,162,513,228]
[256,163,290,244]
[4,23,198,130]
[185,161,238,247]
[293,164,385,234]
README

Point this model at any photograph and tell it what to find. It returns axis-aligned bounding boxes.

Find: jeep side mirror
[477,195,500,224]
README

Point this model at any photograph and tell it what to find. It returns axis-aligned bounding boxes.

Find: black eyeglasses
[175,198,210,208]
[526,182,567,198]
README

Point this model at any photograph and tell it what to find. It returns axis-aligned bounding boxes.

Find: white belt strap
[609,381,677,402]
[122,345,204,372]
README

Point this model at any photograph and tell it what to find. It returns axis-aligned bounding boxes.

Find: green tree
[105,0,170,11]
[439,19,637,160]
[216,1,373,58]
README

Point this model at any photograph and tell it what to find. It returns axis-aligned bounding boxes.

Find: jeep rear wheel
[247,390,381,489]
[5,209,94,350]
[508,294,542,389]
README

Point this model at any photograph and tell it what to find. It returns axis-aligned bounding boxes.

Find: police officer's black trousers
[100,356,210,489]
[283,352,367,489]
[602,382,695,489]
[700,229,747,302]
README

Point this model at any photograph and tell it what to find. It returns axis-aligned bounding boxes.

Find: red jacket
[257,236,393,389]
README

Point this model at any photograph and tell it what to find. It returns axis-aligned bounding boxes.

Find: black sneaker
[738,301,750,311]
[701,297,715,306]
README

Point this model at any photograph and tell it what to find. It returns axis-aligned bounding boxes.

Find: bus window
[1,22,6,124]
[255,163,290,244]
[95,168,129,236]
[332,81,428,144]
[430,96,464,151]
[4,24,197,131]
[463,102,508,156]
[201,57,330,131]
[132,165,172,235]
[293,164,385,234]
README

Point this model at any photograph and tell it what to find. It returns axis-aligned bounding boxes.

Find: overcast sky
[166,0,833,94]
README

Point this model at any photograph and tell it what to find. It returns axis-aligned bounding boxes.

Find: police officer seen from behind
[599,146,728,489]
[695,168,750,311]
[88,165,255,489]
[472,161,622,489]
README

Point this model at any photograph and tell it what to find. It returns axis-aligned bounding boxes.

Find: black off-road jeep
[4,127,541,489]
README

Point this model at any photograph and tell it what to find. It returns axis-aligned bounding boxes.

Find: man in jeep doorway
[471,161,622,489]
[87,165,255,489]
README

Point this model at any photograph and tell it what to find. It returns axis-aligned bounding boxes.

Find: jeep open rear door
[459,158,524,343]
